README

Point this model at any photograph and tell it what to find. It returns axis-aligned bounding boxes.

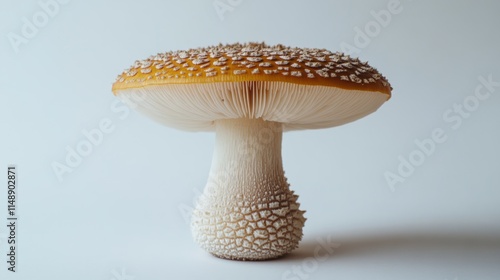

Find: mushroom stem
[191,118,306,260]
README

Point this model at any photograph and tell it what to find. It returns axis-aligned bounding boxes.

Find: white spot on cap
[349,74,362,83]
[192,58,209,65]
[275,61,289,65]
[140,61,152,68]
[247,57,263,62]
[200,63,210,69]
[210,52,221,58]
[234,69,247,75]
[126,69,138,77]
[140,68,152,74]
[315,70,329,78]
[305,62,321,68]
[213,61,226,66]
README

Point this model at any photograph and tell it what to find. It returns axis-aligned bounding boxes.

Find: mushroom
[111,42,391,261]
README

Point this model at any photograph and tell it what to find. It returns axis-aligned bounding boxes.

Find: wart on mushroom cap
[112,42,392,260]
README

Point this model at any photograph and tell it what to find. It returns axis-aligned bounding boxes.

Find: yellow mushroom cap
[112,42,392,131]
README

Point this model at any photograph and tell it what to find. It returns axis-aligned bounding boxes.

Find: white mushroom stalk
[191,118,305,260]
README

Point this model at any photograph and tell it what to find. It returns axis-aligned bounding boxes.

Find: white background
[1,0,499,279]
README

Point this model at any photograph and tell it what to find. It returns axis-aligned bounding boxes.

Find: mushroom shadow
[275,230,500,263]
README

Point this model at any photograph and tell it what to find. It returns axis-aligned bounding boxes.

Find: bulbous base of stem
[191,185,305,261]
